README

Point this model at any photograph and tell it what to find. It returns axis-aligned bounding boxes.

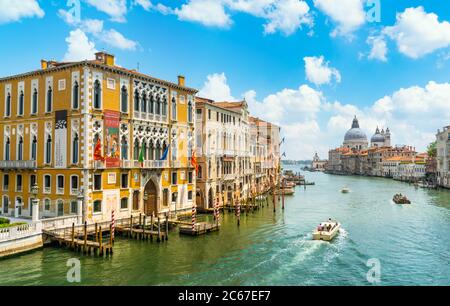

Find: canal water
[1,166,450,285]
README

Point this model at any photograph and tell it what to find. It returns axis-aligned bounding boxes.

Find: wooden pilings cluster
[43,221,114,257]
[115,213,168,242]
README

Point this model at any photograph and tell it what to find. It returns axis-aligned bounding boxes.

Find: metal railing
[0,160,37,169]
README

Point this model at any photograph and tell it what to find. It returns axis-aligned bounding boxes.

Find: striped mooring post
[192,203,196,231]
[111,209,115,242]
[236,197,241,226]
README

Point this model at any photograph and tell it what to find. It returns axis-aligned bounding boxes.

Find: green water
[1,167,450,285]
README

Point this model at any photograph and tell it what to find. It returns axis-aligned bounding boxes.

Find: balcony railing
[0,160,37,170]
[171,161,182,168]
[92,160,106,169]
[223,174,235,181]
[143,160,168,169]
[134,112,168,123]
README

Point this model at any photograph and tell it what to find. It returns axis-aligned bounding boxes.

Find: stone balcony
[0,160,37,170]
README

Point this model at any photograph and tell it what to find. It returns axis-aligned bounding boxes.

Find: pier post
[282,178,285,210]
[129,215,133,237]
[165,212,169,241]
[157,217,161,242]
[71,223,75,249]
[99,226,103,256]
[142,215,146,240]
[95,223,98,242]
[83,221,87,254]
[139,213,142,228]
[109,224,113,255]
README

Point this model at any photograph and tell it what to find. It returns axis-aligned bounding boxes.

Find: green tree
[427,141,437,157]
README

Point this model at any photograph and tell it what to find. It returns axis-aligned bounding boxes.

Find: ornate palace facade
[0,52,197,222]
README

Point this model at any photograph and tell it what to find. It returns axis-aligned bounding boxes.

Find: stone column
[14,200,19,218]
[77,194,84,225]
[32,198,40,223]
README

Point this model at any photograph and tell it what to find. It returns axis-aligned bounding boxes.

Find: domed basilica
[343,116,391,150]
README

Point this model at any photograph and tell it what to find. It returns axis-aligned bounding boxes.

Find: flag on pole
[191,150,199,174]
[160,146,169,161]
[93,138,104,161]
[138,143,145,166]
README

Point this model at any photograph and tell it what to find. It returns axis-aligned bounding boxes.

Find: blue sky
[1,0,450,159]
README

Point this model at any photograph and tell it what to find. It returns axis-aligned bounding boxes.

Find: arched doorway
[196,190,204,209]
[144,180,158,216]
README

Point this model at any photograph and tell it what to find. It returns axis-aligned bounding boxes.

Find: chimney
[41,60,48,69]
[95,51,115,66]
[178,75,185,87]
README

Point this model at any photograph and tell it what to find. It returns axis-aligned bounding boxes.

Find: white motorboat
[341,187,350,193]
[313,220,341,241]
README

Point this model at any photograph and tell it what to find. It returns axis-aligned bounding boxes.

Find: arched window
[121,86,128,113]
[149,95,154,114]
[170,140,176,161]
[156,96,161,115]
[156,141,161,160]
[17,137,23,160]
[72,81,79,109]
[120,197,128,209]
[141,93,147,113]
[162,142,167,159]
[5,93,11,116]
[133,140,140,161]
[46,86,52,112]
[45,135,52,164]
[162,97,168,116]
[149,140,155,160]
[134,89,140,112]
[188,99,193,123]
[5,137,10,161]
[93,80,101,109]
[142,141,147,160]
[72,133,79,164]
[18,90,24,115]
[32,88,38,114]
[121,136,128,160]
[171,97,177,120]
[31,136,37,161]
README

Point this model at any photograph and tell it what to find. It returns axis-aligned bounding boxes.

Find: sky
[0,0,450,159]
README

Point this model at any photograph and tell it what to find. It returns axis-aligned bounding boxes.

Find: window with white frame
[93,200,102,213]
[45,134,52,164]
[70,175,79,194]
[44,174,51,193]
[44,198,51,211]
[16,174,22,192]
[57,175,64,194]
[93,79,102,109]
[46,86,53,113]
[72,81,79,109]
[18,90,24,116]
[5,92,11,117]
[31,88,38,114]
[72,132,79,164]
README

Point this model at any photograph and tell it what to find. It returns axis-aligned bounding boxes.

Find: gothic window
[171,97,177,120]
[142,142,147,160]
[72,133,79,164]
[45,135,52,164]
[121,136,128,160]
[156,141,162,160]
[5,93,11,116]
[121,86,128,113]
[72,81,79,109]
[32,88,38,114]
[134,89,140,112]
[31,136,37,161]
[149,140,155,160]
[141,93,147,113]
[162,97,168,116]
[149,95,154,114]
[133,140,140,161]
[156,96,161,115]
[18,90,24,115]
[17,137,23,160]
[5,137,10,160]
[46,86,52,113]
[93,80,101,109]
[188,99,193,123]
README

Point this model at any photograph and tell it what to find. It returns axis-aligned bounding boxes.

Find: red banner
[104,110,121,168]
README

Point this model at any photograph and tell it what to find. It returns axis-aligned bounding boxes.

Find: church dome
[344,117,367,142]
[371,127,385,143]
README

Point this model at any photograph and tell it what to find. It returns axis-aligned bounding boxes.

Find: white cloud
[85,0,127,22]
[134,0,153,11]
[304,56,341,86]
[63,29,97,61]
[262,0,312,35]
[383,6,450,59]
[99,29,138,50]
[367,35,387,62]
[198,73,235,101]
[0,0,44,24]
[175,0,232,28]
[313,0,365,37]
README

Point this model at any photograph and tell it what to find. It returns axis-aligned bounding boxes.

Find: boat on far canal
[341,187,350,193]
[313,220,341,241]
[393,194,411,204]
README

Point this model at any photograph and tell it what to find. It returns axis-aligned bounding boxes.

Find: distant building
[311,152,327,171]
[370,127,391,147]
[436,126,450,189]
[343,116,368,150]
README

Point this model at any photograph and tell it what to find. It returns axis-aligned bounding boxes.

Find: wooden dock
[114,214,168,242]
[43,221,114,257]
[179,222,220,236]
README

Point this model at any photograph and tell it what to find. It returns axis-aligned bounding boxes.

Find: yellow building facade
[0,52,197,223]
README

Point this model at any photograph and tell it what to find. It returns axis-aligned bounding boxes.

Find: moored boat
[274,187,295,195]
[313,219,340,241]
[341,187,350,193]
